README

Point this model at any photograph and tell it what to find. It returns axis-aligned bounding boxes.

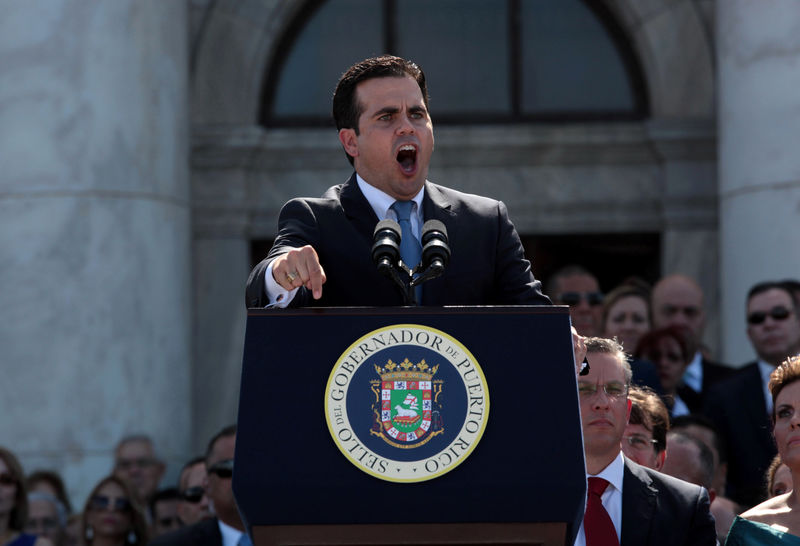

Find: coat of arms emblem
[371,358,444,448]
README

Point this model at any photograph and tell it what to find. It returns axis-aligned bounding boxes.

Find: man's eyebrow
[372,106,400,117]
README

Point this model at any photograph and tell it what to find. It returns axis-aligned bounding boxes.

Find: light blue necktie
[238,533,253,546]
[391,200,422,302]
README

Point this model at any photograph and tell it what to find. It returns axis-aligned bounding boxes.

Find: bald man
[651,274,734,405]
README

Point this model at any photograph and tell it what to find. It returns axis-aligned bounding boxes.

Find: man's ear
[654,450,666,471]
[338,128,358,158]
[626,398,632,422]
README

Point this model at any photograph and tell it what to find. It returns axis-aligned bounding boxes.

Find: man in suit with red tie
[575,337,716,545]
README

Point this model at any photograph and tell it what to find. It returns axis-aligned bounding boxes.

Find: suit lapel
[620,458,657,545]
[339,173,381,243]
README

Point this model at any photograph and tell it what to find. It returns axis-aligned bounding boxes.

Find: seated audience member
[27,471,73,516]
[603,281,652,353]
[706,280,800,509]
[651,274,734,401]
[26,492,67,546]
[621,386,668,470]
[148,489,181,538]
[575,338,715,545]
[635,326,697,416]
[725,355,800,544]
[662,432,716,496]
[149,425,250,546]
[546,265,604,337]
[175,457,211,526]
[671,414,740,539]
[82,475,148,546]
[0,446,52,546]
[661,432,730,542]
[765,454,793,498]
[602,282,662,393]
[112,436,165,510]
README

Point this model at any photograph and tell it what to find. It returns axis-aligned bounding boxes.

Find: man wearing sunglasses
[705,280,800,509]
[176,456,211,526]
[150,425,249,546]
[546,265,604,337]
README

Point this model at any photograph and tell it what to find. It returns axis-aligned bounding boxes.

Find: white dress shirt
[574,452,625,546]
[758,359,775,415]
[218,519,246,546]
[263,174,425,307]
[682,350,704,393]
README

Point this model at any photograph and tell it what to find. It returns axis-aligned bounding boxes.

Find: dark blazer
[148,517,222,546]
[704,362,775,508]
[701,356,737,392]
[620,458,716,545]
[246,174,550,308]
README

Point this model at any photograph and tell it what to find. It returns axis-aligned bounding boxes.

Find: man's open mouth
[396,144,417,174]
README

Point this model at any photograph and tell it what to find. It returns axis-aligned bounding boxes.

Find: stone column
[0,2,191,505]
[718,1,800,364]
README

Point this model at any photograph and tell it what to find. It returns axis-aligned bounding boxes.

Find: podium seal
[324,324,489,483]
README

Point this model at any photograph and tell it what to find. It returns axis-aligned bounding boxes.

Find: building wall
[187,0,722,449]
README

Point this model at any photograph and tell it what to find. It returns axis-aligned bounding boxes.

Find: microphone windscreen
[374,219,401,238]
[421,220,447,243]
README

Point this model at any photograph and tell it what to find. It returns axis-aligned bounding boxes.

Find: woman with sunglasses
[0,446,51,546]
[725,356,800,544]
[81,476,147,546]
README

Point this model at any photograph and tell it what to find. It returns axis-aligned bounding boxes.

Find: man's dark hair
[628,386,669,454]
[205,424,237,463]
[332,55,429,165]
[177,455,206,490]
[667,432,715,490]
[149,487,180,516]
[747,280,798,309]
[671,413,727,465]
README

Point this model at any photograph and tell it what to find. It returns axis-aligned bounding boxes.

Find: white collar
[356,173,425,220]
[589,451,625,493]
[217,518,244,546]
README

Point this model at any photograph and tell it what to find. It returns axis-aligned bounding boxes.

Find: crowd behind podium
[2,271,800,545]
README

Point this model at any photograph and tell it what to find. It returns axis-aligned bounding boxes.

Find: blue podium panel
[234,306,584,544]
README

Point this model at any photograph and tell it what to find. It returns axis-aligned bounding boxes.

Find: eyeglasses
[208,459,234,479]
[0,472,16,486]
[181,485,205,503]
[623,435,658,451]
[577,381,629,400]
[558,291,604,307]
[90,494,132,513]
[747,306,793,325]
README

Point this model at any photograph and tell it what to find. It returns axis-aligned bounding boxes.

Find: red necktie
[584,477,619,546]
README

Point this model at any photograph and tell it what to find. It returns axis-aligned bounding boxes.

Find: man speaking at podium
[245,55,551,309]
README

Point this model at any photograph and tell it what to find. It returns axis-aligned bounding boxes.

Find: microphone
[372,219,413,304]
[411,220,450,287]
[371,219,401,272]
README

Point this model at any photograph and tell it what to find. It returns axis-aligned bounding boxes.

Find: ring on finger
[285,271,298,283]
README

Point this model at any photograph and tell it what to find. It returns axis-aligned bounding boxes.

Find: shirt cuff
[264,261,299,308]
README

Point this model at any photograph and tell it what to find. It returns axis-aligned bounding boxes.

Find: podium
[234,306,585,546]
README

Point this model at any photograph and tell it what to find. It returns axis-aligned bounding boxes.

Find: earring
[127,530,137,544]
[85,525,94,541]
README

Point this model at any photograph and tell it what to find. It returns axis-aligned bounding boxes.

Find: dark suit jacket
[620,458,716,545]
[704,362,775,508]
[246,174,550,308]
[701,356,737,393]
[148,517,222,546]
